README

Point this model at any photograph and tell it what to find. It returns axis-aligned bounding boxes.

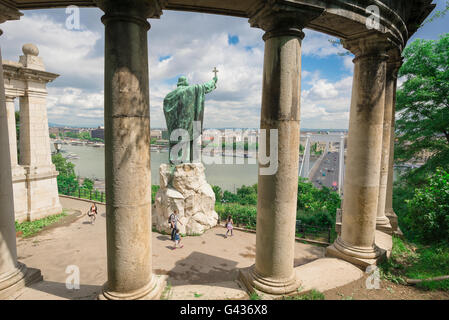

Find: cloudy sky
[1,1,447,129]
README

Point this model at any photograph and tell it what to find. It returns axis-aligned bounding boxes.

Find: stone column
[18,44,62,221]
[376,49,402,233]
[5,96,18,166]
[6,95,28,222]
[239,5,323,295]
[0,29,41,300]
[96,0,166,300]
[385,58,403,232]
[338,133,345,195]
[326,33,390,267]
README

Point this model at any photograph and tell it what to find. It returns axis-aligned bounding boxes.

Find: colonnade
[0,0,404,299]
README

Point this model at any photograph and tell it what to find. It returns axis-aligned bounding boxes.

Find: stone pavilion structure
[0,0,435,299]
[3,44,62,223]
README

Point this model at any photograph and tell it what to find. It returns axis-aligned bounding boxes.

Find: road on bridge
[310,151,340,191]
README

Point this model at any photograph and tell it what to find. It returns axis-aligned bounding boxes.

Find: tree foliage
[395,33,449,184]
[82,178,94,190]
[421,1,449,27]
[216,180,341,228]
[212,185,222,203]
[296,178,341,227]
[406,168,449,244]
[52,153,78,191]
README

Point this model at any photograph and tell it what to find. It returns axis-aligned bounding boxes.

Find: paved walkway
[10,196,326,300]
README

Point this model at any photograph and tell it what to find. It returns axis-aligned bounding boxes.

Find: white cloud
[1,13,103,89]
[2,10,353,129]
[301,76,352,128]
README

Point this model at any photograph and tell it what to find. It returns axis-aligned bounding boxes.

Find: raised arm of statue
[202,78,217,94]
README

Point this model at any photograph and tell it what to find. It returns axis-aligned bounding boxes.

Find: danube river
[53,144,316,192]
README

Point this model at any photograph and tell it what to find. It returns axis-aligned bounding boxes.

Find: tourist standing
[225,215,234,238]
[87,203,98,225]
[169,209,183,240]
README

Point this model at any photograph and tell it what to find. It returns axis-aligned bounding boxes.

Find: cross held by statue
[213,67,218,78]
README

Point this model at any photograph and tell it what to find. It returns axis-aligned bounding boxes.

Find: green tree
[406,168,449,244]
[64,131,80,139]
[79,131,91,140]
[212,185,222,203]
[236,184,257,205]
[296,178,341,227]
[395,33,449,184]
[82,178,94,190]
[50,133,56,139]
[52,153,79,192]
[421,1,449,27]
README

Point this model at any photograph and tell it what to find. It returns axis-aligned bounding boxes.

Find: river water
[52,144,402,192]
[53,144,316,192]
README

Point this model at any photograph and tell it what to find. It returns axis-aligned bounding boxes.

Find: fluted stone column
[326,33,390,267]
[376,50,402,233]
[239,5,323,295]
[385,58,403,232]
[97,0,166,300]
[0,29,42,300]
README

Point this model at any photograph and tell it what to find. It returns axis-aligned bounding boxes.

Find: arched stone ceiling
[3,0,436,47]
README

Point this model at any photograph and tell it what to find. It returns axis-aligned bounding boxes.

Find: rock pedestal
[153,163,218,235]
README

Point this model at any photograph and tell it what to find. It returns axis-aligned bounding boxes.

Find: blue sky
[0,0,447,129]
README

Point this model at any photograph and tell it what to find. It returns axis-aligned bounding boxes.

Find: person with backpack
[168,209,182,240]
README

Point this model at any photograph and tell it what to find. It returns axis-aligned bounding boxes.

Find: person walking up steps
[225,215,233,238]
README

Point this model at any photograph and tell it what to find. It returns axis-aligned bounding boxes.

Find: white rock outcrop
[153,163,218,235]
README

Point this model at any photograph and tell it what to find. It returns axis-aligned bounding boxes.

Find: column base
[0,263,43,299]
[98,274,167,300]
[385,209,399,231]
[376,215,393,234]
[238,265,300,297]
[28,204,63,222]
[325,237,386,268]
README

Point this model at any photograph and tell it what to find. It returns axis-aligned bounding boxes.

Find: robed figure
[163,75,217,164]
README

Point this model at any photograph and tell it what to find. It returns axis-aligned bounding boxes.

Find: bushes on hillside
[213,180,341,230]
[406,168,449,244]
[52,153,78,192]
[215,203,257,229]
[214,184,258,205]
[296,178,341,227]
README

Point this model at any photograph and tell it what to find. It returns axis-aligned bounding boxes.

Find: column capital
[248,1,323,40]
[96,0,166,28]
[0,3,22,25]
[342,32,392,62]
[386,50,403,79]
